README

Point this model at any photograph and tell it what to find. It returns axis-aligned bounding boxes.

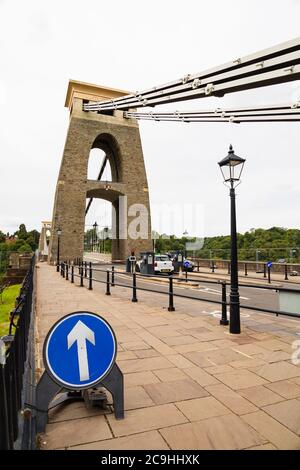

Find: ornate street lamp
[56,227,62,272]
[218,145,246,334]
[93,222,98,252]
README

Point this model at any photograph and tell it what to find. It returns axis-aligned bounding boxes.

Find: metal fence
[0,256,36,450]
[59,260,300,321]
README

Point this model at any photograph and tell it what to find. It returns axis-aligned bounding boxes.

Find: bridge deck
[35,263,300,450]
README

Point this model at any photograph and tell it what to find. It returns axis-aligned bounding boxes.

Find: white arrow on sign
[67,320,95,381]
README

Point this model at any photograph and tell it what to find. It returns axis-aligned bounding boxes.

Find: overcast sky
[0,0,299,238]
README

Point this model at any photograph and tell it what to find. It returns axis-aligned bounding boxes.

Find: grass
[0,284,21,336]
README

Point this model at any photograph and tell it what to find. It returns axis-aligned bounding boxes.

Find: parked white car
[154,254,174,274]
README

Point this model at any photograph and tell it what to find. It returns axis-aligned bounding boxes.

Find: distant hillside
[154,227,300,262]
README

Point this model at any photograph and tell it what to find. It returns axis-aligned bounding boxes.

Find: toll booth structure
[139,251,155,275]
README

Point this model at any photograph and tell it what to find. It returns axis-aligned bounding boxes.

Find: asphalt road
[85,263,281,315]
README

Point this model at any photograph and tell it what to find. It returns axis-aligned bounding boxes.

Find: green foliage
[153,227,300,262]
[18,243,33,253]
[195,227,300,262]
[15,223,27,240]
[0,284,21,336]
[0,231,5,243]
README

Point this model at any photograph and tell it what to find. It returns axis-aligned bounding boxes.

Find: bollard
[168,276,175,311]
[263,264,267,278]
[185,270,188,282]
[56,261,59,273]
[197,260,200,272]
[268,266,271,284]
[244,262,248,276]
[220,281,229,325]
[89,262,93,290]
[111,266,115,286]
[60,262,63,276]
[211,261,215,273]
[84,261,87,278]
[71,265,74,283]
[106,270,111,296]
[62,263,65,278]
[80,265,84,287]
[284,264,288,281]
[132,272,138,302]
[66,264,69,281]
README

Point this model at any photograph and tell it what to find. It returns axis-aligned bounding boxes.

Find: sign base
[36,363,124,434]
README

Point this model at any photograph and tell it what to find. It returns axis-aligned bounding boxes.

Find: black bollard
[106,270,111,296]
[211,261,215,273]
[263,264,267,278]
[66,264,69,281]
[168,276,175,312]
[132,272,138,302]
[244,263,248,276]
[56,261,59,273]
[71,265,74,283]
[284,264,288,281]
[89,262,93,290]
[268,266,271,284]
[227,261,231,275]
[85,261,87,278]
[80,265,84,287]
[220,281,229,325]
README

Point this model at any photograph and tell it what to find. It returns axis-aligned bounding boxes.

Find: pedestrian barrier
[60,260,300,322]
[0,256,35,450]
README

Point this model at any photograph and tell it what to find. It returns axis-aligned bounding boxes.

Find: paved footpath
[35,262,300,450]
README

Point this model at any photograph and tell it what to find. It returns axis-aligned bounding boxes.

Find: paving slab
[176,396,231,421]
[262,399,300,435]
[242,410,300,450]
[107,404,188,437]
[69,430,169,450]
[160,414,267,450]
[265,379,300,399]
[239,385,284,407]
[144,378,209,404]
[214,369,268,390]
[205,383,258,415]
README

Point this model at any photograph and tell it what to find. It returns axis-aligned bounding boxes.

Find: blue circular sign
[184,260,190,268]
[267,261,273,268]
[43,312,117,389]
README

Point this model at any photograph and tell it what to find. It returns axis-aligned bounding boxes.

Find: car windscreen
[155,256,169,261]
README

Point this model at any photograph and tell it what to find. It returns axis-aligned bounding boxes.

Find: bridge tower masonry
[49,80,152,264]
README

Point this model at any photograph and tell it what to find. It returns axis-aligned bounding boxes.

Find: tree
[0,231,5,243]
[15,224,27,240]
[18,243,33,253]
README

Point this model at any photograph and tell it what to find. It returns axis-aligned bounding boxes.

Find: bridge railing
[59,260,300,321]
[0,256,36,450]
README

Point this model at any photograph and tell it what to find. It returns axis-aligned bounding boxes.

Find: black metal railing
[0,256,36,450]
[59,260,300,321]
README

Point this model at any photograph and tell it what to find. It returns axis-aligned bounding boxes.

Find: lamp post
[290,249,297,263]
[93,222,98,252]
[183,230,188,259]
[56,227,62,272]
[218,145,245,334]
[103,227,109,254]
[255,249,261,272]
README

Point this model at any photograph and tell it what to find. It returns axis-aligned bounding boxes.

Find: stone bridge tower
[49,80,152,264]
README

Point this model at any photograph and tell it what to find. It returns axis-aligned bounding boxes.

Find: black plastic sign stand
[36,363,124,434]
